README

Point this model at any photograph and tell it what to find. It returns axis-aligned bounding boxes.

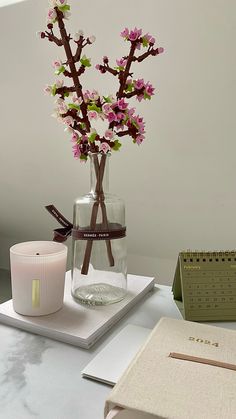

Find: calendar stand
[172,251,236,321]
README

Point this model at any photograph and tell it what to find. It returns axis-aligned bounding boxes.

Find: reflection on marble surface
[0,328,52,416]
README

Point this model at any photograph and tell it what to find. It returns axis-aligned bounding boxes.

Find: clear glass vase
[71,153,127,305]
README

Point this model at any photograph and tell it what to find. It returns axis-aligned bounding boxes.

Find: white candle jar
[10,241,67,316]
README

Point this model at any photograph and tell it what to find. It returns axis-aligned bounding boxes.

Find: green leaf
[89,132,97,143]
[68,103,80,111]
[80,55,91,67]
[80,122,86,130]
[142,37,149,48]
[64,91,70,97]
[103,96,112,103]
[52,84,57,96]
[132,119,139,129]
[87,104,101,113]
[58,4,70,12]
[112,139,122,151]
[144,92,151,100]
[55,66,65,76]
[125,83,133,93]
[114,66,125,72]
[80,154,88,161]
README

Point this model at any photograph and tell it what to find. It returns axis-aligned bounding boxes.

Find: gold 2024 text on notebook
[105,317,236,419]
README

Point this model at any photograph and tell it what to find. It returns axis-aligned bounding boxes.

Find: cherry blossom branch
[55,8,91,133]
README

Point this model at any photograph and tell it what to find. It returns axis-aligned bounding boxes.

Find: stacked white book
[0,271,154,349]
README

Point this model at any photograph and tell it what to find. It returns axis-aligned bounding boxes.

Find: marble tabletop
[0,284,235,419]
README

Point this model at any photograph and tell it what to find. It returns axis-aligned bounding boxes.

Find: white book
[0,271,154,349]
[82,324,151,385]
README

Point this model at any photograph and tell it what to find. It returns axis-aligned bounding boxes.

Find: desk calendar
[172,251,236,321]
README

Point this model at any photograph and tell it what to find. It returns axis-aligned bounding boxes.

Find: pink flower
[127,107,135,117]
[99,142,111,154]
[120,28,129,39]
[102,103,112,114]
[136,135,145,145]
[117,98,128,110]
[47,8,57,23]
[143,33,156,45]
[56,0,67,6]
[72,143,81,159]
[116,58,127,68]
[117,112,125,122]
[129,27,142,42]
[90,90,99,101]
[134,79,145,90]
[145,82,155,96]
[157,47,164,54]
[52,59,62,69]
[56,98,67,114]
[55,79,64,88]
[107,112,117,123]
[63,115,74,126]
[136,94,144,102]
[88,111,98,120]
[71,131,79,143]
[44,85,52,95]
[72,95,82,105]
[105,129,114,140]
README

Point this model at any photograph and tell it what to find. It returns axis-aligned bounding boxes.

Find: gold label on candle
[32,279,40,308]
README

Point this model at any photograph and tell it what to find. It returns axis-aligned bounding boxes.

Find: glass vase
[71,153,127,305]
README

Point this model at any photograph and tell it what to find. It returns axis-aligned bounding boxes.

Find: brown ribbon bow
[45,205,73,242]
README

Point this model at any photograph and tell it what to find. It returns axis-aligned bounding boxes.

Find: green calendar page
[172,251,236,321]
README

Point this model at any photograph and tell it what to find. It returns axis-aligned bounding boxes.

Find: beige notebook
[105,317,236,419]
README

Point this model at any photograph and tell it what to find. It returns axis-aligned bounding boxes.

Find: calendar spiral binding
[180,250,236,260]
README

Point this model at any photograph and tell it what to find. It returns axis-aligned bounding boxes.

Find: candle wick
[36,253,40,255]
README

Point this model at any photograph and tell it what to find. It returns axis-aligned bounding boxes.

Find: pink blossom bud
[47,8,57,23]
[63,116,74,127]
[120,28,129,39]
[88,35,96,44]
[52,59,62,69]
[88,111,98,120]
[116,58,127,68]
[44,85,52,95]
[136,135,145,145]
[74,31,83,41]
[102,103,112,114]
[37,31,46,39]
[99,142,111,154]
[55,79,64,88]
[134,79,145,90]
[105,129,114,140]
[56,0,67,6]
[71,131,79,143]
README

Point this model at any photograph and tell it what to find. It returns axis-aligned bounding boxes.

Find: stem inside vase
[81,153,114,275]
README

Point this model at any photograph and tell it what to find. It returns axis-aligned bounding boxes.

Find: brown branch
[135,47,162,63]
[74,38,83,62]
[123,87,144,99]
[45,31,63,46]
[55,8,91,133]
[115,130,130,137]
[56,86,76,97]
[63,70,72,78]
[117,42,136,99]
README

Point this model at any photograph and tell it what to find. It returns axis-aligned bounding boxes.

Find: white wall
[0,0,236,284]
